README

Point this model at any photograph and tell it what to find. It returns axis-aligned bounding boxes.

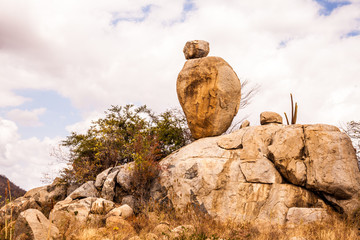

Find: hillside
[0,175,26,205]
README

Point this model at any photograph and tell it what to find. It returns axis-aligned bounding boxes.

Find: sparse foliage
[284,93,298,125]
[59,105,192,184]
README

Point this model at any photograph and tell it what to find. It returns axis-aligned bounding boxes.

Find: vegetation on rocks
[59,104,192,184]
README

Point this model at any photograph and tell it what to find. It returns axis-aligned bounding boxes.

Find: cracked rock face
[151,124,360,224]
[177,56,241,139]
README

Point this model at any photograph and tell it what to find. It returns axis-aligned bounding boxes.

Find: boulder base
[150,124,360,224]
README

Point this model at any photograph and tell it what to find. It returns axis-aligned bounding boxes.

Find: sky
[0,0,359,190]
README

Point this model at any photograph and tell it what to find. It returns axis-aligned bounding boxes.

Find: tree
[343,121,360,163]
[59,105,192,184]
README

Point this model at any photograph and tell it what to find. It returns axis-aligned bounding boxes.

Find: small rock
[121,195,136,210]
[106,204,134,219]
[183,40,210,59]
[68,181,99,200]
[90,198,115,215]
[260,111,283,125]
[240,120,250,129]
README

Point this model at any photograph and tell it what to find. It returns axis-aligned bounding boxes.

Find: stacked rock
[260,111,283,125]
[177,40,241,139]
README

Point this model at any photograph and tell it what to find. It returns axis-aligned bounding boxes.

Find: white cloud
[0,117,62,190]
[0,0,360,189]
[6,108,46,127]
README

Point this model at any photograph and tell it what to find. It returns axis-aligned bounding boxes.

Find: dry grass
[72,203,360,240]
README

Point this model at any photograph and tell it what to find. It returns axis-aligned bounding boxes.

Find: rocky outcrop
[150,123,360,224]
[177,56,241,139]
[3,118,360,236]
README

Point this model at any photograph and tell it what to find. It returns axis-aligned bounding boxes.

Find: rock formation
[1,112,360,238]
[177,40,241,139]
[150,117,360,224]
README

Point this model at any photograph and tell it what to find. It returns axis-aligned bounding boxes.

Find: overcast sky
[0,0,359,190]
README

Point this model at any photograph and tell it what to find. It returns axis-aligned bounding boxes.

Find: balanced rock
[177,55,241,139]
[260,111,283,125]
[183,40,209,59]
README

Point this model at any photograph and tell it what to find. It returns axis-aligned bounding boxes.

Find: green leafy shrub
[59,104,192,184]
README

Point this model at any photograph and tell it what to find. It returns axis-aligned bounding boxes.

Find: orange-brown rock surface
[177,56,241,139]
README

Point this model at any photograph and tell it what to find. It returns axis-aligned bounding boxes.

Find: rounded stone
[183,40,210,59]
[260,111,283,125]
[177,56,241,139]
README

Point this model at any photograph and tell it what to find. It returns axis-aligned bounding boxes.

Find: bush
[59,104,192,184]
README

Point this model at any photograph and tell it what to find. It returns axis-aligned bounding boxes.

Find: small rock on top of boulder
[260,111,283,125]
[183,40,210,60]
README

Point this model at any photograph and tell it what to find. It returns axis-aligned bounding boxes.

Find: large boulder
[150,123,360,224]
[13,209,60,240]
[177,56,241,139]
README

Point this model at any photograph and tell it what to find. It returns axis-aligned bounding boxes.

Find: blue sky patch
[0,90,81,139]
[314,0,351,16]
[345,30,360,37]
[111,5,152,25]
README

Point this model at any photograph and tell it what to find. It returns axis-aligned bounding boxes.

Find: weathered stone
[13,209,60,240]
[102,168,120,201]
[106,204,134,219]
[150,122,360,224]
[49,197,97,236]
[240,120,250,129]
[183,40,209,60]
[240,157,283,184]
[260,111,283,125]
[116,163,134,191]
[67,181,99,200]
[90,198,115,215]
[177,56,241,139]
[303,124,360,213]
[286,207,329,227]
[152,134,325,224]
[121,195,136,210]
[268,125,307,186]
[95,168,112,189]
